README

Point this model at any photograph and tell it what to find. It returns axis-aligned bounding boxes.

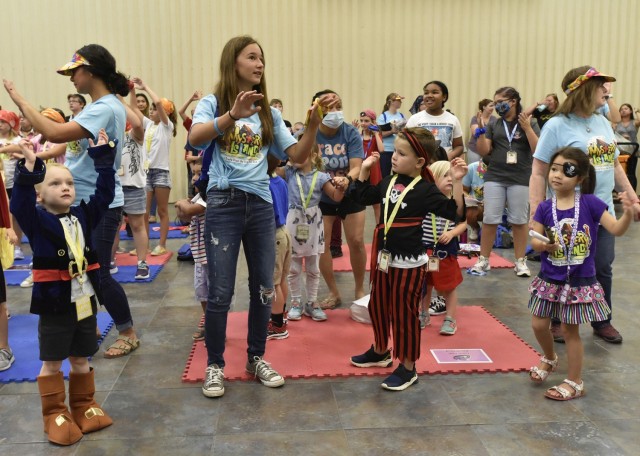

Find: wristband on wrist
[347,175,353,184]
[228,111,239,121]
[474,127,486,139]
[213,117,224,136]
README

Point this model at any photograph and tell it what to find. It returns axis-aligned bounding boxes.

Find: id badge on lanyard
[503,120,518,165]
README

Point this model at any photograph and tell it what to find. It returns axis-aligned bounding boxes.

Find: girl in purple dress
[528,147,634,401]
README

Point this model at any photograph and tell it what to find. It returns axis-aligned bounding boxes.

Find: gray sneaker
[287,301,303,321]
[469,255,490,275]
[0,348,15,372]
[246,356,285,387]
[202,364,225,397]
[303,302,327,321]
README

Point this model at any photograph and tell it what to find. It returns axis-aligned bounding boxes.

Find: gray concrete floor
[1,206,640,455]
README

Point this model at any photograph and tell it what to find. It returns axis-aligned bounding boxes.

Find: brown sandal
[103,336,140,359]
[318,295,342,310]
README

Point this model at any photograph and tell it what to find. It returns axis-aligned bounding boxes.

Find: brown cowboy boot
[68,368,113,433]
[37,372,83,445]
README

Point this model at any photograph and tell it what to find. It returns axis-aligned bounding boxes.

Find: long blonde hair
[214,36,274,148]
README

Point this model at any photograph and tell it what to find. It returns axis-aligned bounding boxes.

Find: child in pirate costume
[10,131,115,446]
[349,127,467,391]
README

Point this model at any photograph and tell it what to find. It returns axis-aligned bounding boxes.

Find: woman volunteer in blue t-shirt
[189,35,335,398]
[3,44,140,359]
[529,66,640,344]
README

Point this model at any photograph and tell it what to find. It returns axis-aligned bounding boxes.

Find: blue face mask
[495,101,511,117]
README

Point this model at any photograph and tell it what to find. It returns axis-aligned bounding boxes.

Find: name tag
[506,151,517,164]
[296,224,310,241]
[76,295,93,321]
[427,256,440,272]
[378,249,391,273]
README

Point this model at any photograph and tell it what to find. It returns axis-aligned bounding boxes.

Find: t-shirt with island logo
[534,113,619,215]
[533,193,608,281]
[191,94,296,204]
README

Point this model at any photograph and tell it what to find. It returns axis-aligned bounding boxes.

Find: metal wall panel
[2,0,638,200]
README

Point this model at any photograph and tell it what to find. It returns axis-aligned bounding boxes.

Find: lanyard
[430,214,450,242]
[383,175,422,244]
[145,124,158,153]
[60,216,85,285]
[502,120,518,149]
[295,170,318,211]
[551,192,580,282]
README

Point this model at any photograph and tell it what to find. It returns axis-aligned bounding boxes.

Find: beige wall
[3,0,639,200]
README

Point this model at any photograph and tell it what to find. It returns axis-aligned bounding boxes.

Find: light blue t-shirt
[462,161,486,202]
[65,94,125,208]
[376,111,405,152]
[534,113,619,215]
[191,95,296,203]
[284,166,331,209]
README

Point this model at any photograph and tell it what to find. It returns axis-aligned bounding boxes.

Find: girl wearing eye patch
[528,146,634,401]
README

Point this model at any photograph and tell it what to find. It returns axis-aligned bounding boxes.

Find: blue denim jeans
[592,226,614,329]
[204,188,275,368]
[91,207,134,331]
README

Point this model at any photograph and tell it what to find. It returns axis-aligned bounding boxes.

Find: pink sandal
[529,354,558,383]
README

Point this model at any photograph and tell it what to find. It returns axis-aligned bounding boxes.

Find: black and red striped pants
[368,265,425,363]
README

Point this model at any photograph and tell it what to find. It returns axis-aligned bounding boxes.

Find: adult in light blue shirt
[530,65,640,346]
[377,93,406,177]
[3,44,140,354]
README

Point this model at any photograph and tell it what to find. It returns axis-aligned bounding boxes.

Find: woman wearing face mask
[524,93,560,130]
[376,93,406,178]
[406,81,464,160]
[312,90,366,309]
[470,86,540,278]
[467,99,496,164]
[530,66,640,345]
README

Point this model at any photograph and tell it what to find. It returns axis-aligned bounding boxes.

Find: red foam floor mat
[182,306,539,383]
[112,251,173,266]
[332,244,514,272]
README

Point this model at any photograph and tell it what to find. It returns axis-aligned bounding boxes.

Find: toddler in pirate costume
[10,131,115,445]
[349,127,466,391]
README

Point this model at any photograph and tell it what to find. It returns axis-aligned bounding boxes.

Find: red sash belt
[370,217,423,276]
[33,263,100,282]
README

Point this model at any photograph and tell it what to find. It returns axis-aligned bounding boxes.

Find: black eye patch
[563,162,578,178]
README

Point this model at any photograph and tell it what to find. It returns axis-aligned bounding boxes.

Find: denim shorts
[194,262,209,302]
[145,168,172,191]
[482,181,529,225]
[122,186,147,215]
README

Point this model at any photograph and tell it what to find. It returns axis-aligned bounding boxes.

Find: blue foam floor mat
[120,222,188,240]
[0,312,114,383]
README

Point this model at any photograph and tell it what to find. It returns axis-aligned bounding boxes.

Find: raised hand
[88,129,109,147]
[230,90,264,119]
[362,151,380,171]
[450,157,468,180]
[18,139,36,164]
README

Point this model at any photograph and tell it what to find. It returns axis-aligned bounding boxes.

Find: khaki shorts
[273,226,291,285]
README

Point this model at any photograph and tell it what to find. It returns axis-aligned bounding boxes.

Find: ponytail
[581,164,596,194]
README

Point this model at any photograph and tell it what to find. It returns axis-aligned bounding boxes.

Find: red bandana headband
[401,128,435,182]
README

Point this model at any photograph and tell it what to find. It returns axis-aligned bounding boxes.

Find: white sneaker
[13,246,25,260]
[469,255,490,275]
[467,226,479,242]
[20,272,33,288]
[514,257,531,277]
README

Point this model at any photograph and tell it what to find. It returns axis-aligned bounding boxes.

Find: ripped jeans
[204,188,275,368]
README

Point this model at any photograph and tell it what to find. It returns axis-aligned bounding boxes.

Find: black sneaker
[381,364,418,391]
[429,296,446,315]
[135,261,150,280]
[350,345,392,368]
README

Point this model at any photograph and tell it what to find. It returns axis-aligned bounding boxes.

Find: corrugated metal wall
[2,0,638,200]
